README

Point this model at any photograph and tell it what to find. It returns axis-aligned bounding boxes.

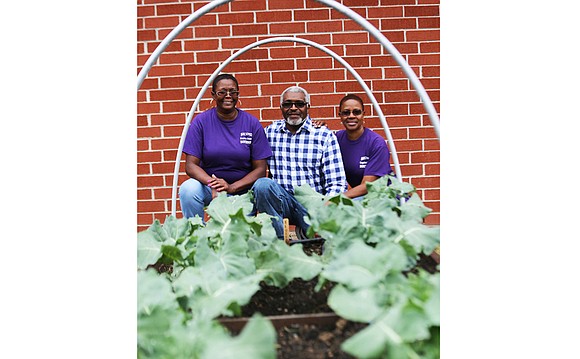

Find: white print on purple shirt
[240,132,253,145]
[359,156,369,169]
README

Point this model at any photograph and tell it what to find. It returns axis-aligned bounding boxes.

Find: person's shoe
[296,226,324,240]
[295,226,309,240]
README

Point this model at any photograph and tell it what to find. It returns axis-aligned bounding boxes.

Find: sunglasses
[214,90,240,97]
[281,101,308,109]
[339,109,363,117]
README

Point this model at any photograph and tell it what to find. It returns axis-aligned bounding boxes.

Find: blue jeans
[179,178,212,220]
[251,178,310,239]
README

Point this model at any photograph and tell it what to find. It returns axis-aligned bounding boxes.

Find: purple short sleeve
[336,128,392,187]
[182,108,272,184]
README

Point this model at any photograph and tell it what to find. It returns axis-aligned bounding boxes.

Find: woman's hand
[208,174,232,195]
[312,120,327,128]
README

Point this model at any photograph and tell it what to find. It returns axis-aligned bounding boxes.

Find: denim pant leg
[251,178,310,238]
[178,178,212,220]
[287,195,310,234]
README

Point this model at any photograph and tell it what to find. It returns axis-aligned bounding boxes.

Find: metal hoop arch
[137,0,230,90]
[315,0,440,139]
[137,0,440,138]
[168,36,403,216]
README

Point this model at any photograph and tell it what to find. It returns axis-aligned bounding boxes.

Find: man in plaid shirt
[251,86,347,239]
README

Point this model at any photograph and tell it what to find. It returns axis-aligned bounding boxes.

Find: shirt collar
[277,116,313,134]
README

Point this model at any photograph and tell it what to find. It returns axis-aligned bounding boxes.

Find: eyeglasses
[339,109,363,117]
[281,101,308,109]
[214,90,240,97]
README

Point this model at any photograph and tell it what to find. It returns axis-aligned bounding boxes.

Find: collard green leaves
[200,314,277,359]
[327,285,383,322]
[194,236,256,279]
[321,241,393,289]
[295,176,440,358]
[137,231,162,270]
[172,266,264,321]
[137,176,439,358]
[336,271,441,358]
[137,216,198,270]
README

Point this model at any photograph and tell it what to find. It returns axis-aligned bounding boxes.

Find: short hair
[212,73,239,92]
[339,94,364,109]
[280,86,310,104]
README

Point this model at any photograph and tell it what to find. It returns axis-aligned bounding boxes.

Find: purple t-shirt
[336,128,392,187]
[183,108,272,187]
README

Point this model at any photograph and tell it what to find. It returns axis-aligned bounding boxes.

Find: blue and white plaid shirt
[265,117,347,196]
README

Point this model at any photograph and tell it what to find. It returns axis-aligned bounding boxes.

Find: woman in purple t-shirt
[335,94,393,199]
[179,74,272,219]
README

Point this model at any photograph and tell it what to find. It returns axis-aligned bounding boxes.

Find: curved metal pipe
[169,36,403,215]
[313,0,440,139]
[135,0,440,215]
[137,0,440,140]
[136,0,232,90]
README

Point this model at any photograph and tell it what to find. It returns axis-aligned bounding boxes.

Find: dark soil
[234,242,439,358]
[275,319,367,359]
[236,259,366,358]
[241,277,333,316]
[150,240,440,358]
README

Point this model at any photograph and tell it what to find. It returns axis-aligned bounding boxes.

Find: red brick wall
[137,0,440,231]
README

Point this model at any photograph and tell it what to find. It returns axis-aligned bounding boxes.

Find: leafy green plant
[294,175,440,358]
[137,175,439,358]
[138,269,277,359]
[137,192,323,358]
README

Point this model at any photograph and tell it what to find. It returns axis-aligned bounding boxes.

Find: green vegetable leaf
[321,241,398,289]
[327,284,383,322]
[342,299,435,359]
[374,175,415,196]
[410,326,440,359]
[200,196,270,247]
[293,184,327,213]
[363,175,414,205]
[201,314,276,359]
[424,280,440,325]
[410,272,440,325]
[145,216,192,243]
[248,212,278,240]
[171,267,204,298]
[161,215,192,243]
[137,269,178,315]
[395,304,432,342]
[376,242,412,274]
[253,241,322,287]
[341,316,398,359]
[219,209,258,242]
[137,231,162,270]
[317,202,370,248]
[139,313,233,359]
[389,220,440,255]
[144,219,165,242]
[277,242,323,281]
[195,236,256,279]
[253,247,289,287]
[137,178,440,359]
[173,266,263,321]
[205,192,253,225]
[137,305,188,358]
[398,192,433,222]
[161,244,184,263]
